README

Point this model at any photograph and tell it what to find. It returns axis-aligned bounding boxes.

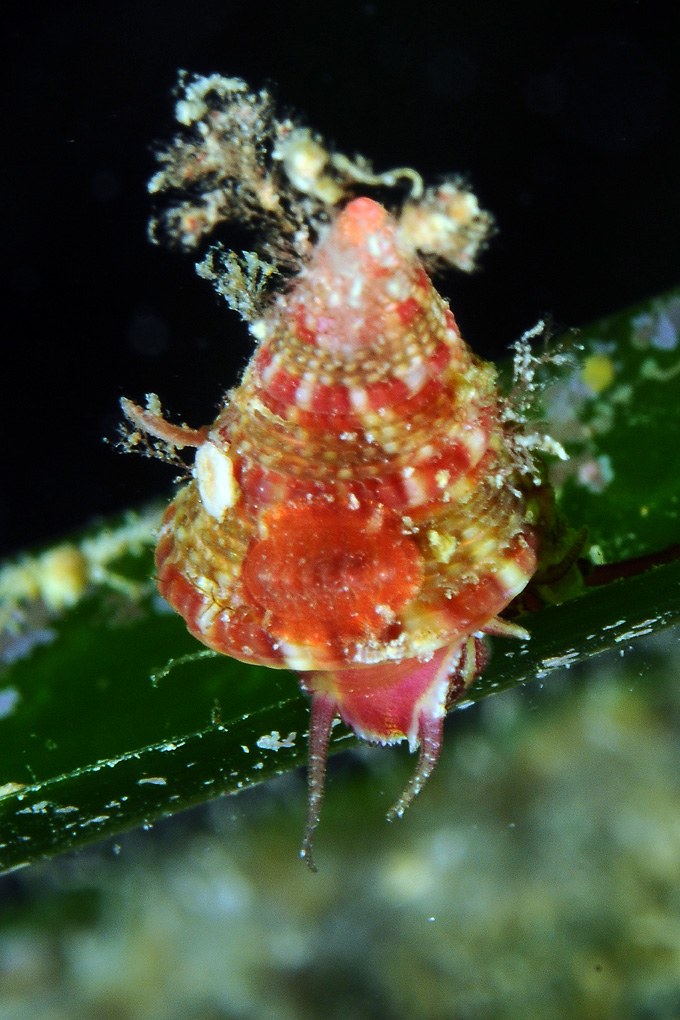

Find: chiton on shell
[123,76,542,868]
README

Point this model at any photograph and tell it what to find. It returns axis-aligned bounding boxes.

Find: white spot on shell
[194,441,240,520]
[349,387,369,413]
[293,378,314,409]
[348,276,364,306]
[427,530,457,563]
[402,360,427,392]
[250,318,267,341]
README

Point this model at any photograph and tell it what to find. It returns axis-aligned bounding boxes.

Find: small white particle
[540,651,580,670]
[17,801,50,815]
[614,623,656,642]
[256,731,297,751]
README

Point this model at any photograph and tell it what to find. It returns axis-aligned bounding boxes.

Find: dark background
[3,0,679,559]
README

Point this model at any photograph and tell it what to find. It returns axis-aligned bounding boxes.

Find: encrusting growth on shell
[122,73,561,869]
[146,71,494,278]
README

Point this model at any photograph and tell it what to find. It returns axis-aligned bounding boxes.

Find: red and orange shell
[128,196,537,866]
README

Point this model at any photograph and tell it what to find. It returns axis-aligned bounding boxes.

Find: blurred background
[2,1,680,1015]
[1,628,680,1019]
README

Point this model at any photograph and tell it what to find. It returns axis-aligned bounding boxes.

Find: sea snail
[123,75,543,868]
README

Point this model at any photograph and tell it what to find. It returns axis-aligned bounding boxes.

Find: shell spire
[123,74,542,868]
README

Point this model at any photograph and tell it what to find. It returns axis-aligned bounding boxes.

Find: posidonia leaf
[0,288,678,873]
[540,289,680,561]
